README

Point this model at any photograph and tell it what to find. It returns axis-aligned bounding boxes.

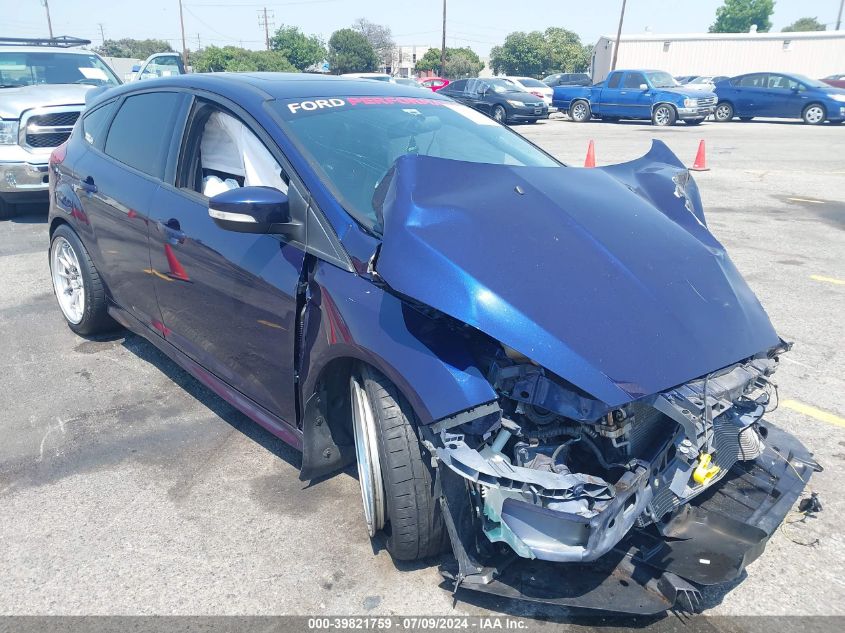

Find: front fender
[297,260,497,479]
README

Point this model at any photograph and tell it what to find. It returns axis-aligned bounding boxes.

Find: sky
[4,0,844,57]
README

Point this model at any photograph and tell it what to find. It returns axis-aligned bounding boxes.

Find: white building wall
[592,31,845,82]
[386,45,433,77]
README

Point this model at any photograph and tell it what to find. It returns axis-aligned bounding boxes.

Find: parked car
[439,77,548,123]
[685,75,729,90]
[394,77,420,87]
[418,76,449,92]
[128,52,185,81]
[0,36,120,219]
[553,69,716,126]
[501,76,557,112]
[542,72,591,87]
[341,72,393,82]
[47,72,816,615]
[821,73,845,89]
[713,72,845,124]
[674,75,698,84]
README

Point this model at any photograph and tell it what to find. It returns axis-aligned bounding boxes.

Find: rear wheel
[802,103,826,125]
[492,105,507,124]
[49,224,116,335]
[350,364,446,561]
[569,100,591,122]
[652,104,676,126]
[714,102,734,122]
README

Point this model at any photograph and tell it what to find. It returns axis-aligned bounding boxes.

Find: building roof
[598,30,845,43]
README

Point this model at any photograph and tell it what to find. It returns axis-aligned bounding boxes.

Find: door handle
[160,218,186,245]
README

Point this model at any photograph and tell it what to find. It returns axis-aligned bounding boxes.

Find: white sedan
[500,76,557,112]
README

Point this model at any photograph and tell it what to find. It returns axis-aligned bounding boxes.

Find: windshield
[486,78,520,93]
[272,96,559,231]
[0,52,120,88]
[791,74,829,89]
[645,72,678,88]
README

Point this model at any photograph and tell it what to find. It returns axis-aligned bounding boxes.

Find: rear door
[733,74,769,116]
[73,90,188,332]
[146,96,306,424]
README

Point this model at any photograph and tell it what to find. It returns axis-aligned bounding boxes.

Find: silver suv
[0,36,120,219]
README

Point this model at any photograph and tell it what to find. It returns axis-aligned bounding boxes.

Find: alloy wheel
[350,374,386,537]
[715,104,732,121]
[492,106,506,123]
[571,102,588,121]
[654,106,672,126]
[804,105,824,124]
[50,236,85,325]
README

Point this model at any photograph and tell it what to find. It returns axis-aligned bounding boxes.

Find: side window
[82,99,117,149]
[104,92,183,179]
[443,79,466,94]
[623,72,645,89]
[739,74,766,88]
[607,73,622,88]
[466,79,482,95]
[181,105,289,199]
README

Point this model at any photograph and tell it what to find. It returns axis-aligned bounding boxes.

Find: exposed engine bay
[429,343,780,563]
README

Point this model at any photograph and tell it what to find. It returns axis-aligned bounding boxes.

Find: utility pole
[611,0,627,71]
[97,23,106,46]
[837,0,844,30]
[42,0,54,38]
[196,33,201,50]
[178,0,188,70]
[259,8,274,51]
[440,0,446,77]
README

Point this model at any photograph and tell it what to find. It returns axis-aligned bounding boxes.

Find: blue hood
[374,142,780,407]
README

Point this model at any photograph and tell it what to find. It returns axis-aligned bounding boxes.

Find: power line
[258,7,275,50]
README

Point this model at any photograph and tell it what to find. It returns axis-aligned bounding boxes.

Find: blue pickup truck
[553,69,717,126]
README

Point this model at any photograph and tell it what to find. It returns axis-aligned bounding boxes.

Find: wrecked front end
[371,144,818,614]
[422,348,818,613]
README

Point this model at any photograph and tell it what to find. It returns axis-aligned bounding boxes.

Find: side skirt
[107,303,303,451]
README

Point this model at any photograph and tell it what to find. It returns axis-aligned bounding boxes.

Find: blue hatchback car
[47,73,817,614]
[713,72,845,124]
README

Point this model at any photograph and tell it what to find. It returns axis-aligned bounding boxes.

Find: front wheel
[802,103,826,125]
[714,102,734,122]
[652,104,676,126]
[350,364,446,561]
[492,105,507,124]
[49,224,117,335]
[569,100,591,122]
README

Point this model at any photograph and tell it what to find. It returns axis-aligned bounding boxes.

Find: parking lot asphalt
[1,117,843,621]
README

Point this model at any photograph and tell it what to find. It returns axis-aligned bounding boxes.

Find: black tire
[49,224,117,336]
[714,101,734,122]
[652,104,676,126]
[569,100,591,122]
[739,116,754,122]
[492,105,507,124]
[356,365,447,561]
[802,103,826,125]
[0,198,16,220]
[685,119,704,125]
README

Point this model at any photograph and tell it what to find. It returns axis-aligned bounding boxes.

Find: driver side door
[146,95,306,425]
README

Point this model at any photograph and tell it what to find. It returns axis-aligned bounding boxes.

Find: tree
[489,28,590,77]
[270,25,325,71]
[782,17,826,32]
[709,0,775,33]
[191,46,296,73]
[327,28,378,74]
[415,46,483,78]
[94,38,173,59]
[352,18,395,68]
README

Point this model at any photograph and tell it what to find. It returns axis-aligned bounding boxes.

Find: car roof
[0,46,97,54]
[88,72,454,108]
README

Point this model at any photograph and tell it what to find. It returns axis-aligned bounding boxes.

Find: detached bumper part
[437,421,816,614]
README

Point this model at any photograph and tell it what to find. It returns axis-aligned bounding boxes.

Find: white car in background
[340,72,394,82]
[684,75,729,90]
[501,76,557,112]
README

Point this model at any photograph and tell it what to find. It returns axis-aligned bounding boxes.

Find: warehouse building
[591,30,845,82]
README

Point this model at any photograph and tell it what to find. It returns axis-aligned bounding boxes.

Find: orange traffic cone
[164,243,190,281]
[584,140,596,168]
[690,140,709,171]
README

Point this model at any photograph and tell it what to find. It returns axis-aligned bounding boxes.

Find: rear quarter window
[104,92,183,180]
[82,100,118,149]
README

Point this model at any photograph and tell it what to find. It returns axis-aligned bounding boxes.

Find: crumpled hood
[374,142,779,407]
[0,84,91,119]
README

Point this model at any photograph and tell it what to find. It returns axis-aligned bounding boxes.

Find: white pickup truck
[0,36,121,219]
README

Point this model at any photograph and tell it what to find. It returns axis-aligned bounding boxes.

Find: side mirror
[639,83,648,91]
[131,64,140,72]
[208,186,301,238]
